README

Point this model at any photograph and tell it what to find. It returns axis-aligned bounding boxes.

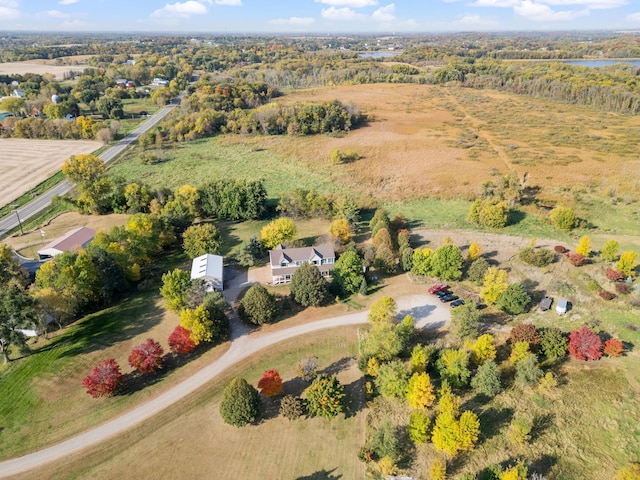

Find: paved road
[0,291,448,478]
[0,101,179,238]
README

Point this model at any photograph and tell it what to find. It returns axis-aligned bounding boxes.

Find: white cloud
[152,1,208,18]
[270,16,316,26]
[473,0,519,6]
[539,0,625,7]
[0,0,19,20]
[59,0,79,5]
[212,0,242,5]
[46,9,70,18]
[372,3,395,21]
[514,0,588,20]
[627,11,640,22]
[321,6,363,20]
[452,14,499,26]
[315,0,378,6]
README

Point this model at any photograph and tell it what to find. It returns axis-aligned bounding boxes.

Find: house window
[296,260,303,266]
[327,258,334,264]
[280,261,288,267]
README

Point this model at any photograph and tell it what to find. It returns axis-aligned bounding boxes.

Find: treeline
[433,60,640,115]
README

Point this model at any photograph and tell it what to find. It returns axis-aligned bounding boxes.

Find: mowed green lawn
[14,328,366,480]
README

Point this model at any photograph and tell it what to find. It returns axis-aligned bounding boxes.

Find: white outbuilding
[190,254,224,292]
[37,227,96,260]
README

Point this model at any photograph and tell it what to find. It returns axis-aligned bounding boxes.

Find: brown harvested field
[223,83,640,203]
[0,59,86,79]
[0,138,100,208]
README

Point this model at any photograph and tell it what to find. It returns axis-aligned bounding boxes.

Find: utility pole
[12,207,24,235]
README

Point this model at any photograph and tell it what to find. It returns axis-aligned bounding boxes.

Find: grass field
[15,328,365,480]
[0,138,100,209]
[0,61,81,80]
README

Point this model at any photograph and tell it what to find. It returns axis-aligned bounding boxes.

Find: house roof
[37,227,96,257]
[190,254,224,281]
[269,244,335,269]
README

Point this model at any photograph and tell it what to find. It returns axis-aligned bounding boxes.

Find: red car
[428,284,449,294]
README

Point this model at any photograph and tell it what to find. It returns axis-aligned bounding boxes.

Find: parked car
[440,294,459,303]
[450,299,465,307]
[435,289,451,298]
[429,284,449,294]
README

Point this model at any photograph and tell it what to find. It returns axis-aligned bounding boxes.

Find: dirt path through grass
[0,293,447,478]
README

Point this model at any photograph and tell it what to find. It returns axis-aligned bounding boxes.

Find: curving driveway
[0,277,449,478]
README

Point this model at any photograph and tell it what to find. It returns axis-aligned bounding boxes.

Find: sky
[1,0,640,33]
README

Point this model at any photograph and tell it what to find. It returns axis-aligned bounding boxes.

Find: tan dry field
[0,59,87,80]
[0,138,100,208]
[225,83,640,203]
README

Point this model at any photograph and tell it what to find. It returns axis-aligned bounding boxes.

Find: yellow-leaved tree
[468,241,482,261]
[481,267,508,305]
[467,334,496,365]
[576,236,591,257]
[406,372,436,410]
[368,296,397,323]
[431,383,480,457]
[179,305,213,345]
[329,218,352,244]
[260,217,297,249]
[617,251,638,277]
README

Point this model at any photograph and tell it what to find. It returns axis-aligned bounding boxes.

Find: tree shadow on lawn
[319,356,353,377]
[476,405,515,444]
[43,292,165,359]
[296,468,343,480]
[342,376,366,419]
[216,220,243,257]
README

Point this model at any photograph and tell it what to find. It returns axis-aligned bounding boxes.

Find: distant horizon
[0,1,639,34]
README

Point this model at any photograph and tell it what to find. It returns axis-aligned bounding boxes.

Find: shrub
[566,253,585,266]
[437,349,471,387]
[239,284,277,325]
[471,360,502,397]
[568,326,603,361]
[467,257,489,285]
[168,325,196,354]
[496,283,531,315]
[615,283,631,295]
[375,360,410,398]
[408,410,431,444]
[554,245,568,254]
[617,250,639,277]
[550,206,577,231]
[598,290,616,300]
[290,262,329,307]
[297,356,318,382]
[128,338,164,374]
[606,268,625,282]
[219,377,261,427]
[305,374,345,419]
[508,415,533,444]
[515,353,543,386]
[518,247,555,267]
[603,338,624,357]
[280,395,305,420]
[258,369,283,397]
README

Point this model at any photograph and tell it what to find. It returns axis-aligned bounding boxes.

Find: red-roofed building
[37,227,96,260]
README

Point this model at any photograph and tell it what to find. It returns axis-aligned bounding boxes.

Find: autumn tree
[258,369,283,397]
[549,206,577,231]
[260,217,297,249]
[432,383,480,457]
[182,223,222,259]
[437,349,471,387]
[617,250,638,277]
[467,256,489,285]
[468,334,496,365]
[332,249,364,295]
[305,374,345,419]
[614,464,640,480]
[168,325,196,354]
[406,372,436,410]
[410,247,434,276]
[468,197,509,228]
[471,360,502,396]
[603,338,624,357]
[368,296,397,324]
[128,338,164,374]
[408,410,431,444]
[360,322,403,363]
[481,267,508,305]
[219,377,261,427]
[568,326,603,361]
[290,262,329,307]
[297,356,319,382]
[239,284,277,325]
[62,153,105,185]
[497,283,531,315]
[450,301,480,341]
[601,239,620,262]
[509,323,541,348]
[82,358,123,398]
[375,360,410,399]
[576,236,591,257]
[329,218,352,244]
[410,344,431,373]
[468,242,482,261]
[179,305,213,345]
[509,341,530,364]
[160,268,192,312]
[369,209,390,239]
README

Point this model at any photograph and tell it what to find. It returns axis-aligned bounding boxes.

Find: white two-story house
[269,244,335,285]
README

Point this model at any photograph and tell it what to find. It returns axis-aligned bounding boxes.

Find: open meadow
[0,138,100,208]
[0,61,81,80]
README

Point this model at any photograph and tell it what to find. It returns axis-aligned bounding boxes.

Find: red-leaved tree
[82,358,123,398]
[566,253,585,267]
[509,323,541,348]
[257,369,283,397]
[568,326,603,361]
[128,338,164,374]
[168,325,196,354]
[603,338,624,357]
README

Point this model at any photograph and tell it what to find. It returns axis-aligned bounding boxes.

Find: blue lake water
[358,52,398,58]
[564,59,640,68]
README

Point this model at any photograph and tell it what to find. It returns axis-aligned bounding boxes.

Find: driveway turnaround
[0,294,448,478]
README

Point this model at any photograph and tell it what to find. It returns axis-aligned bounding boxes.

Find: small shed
[556,298,569,315]
[37,227,96,260]
[190,254,224,292]
[539,296,553,311]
